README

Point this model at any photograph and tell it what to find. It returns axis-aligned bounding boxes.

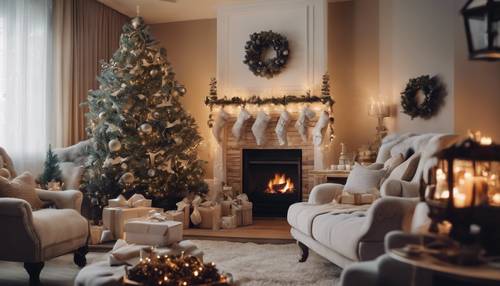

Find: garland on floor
[204,74,335,142]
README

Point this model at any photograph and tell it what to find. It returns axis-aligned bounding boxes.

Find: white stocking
[231,108,251,141]
[212,109,229,143]
[275,110,290,146]
[251,111,270,146]
[313,111,330,146]
[294,106,315,142]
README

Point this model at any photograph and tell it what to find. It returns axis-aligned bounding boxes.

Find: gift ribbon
[108,194,150,208]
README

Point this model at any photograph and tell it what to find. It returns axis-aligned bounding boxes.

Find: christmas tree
[82,17,207,208]
[38,144,63,189]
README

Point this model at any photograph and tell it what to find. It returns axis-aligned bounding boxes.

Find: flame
[265,173,295,194]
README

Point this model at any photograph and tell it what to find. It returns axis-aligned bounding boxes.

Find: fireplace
[242,149,302,217]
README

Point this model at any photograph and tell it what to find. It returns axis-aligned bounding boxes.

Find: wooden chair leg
[74,245,89,268]
[297,241,309,262]
[24,262,44,286]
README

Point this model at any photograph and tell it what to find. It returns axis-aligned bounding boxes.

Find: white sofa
[287,133,460,268]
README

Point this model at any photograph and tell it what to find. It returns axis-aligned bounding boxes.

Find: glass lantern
[426,137,500,255]
[461,0,500,61]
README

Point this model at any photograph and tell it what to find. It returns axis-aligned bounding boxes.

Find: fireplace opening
[242,149,302,217]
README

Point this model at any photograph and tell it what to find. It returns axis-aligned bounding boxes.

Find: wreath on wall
[400,75,445,120]
[243,30,289,79]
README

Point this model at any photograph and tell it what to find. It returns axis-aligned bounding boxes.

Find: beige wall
[454,0,500,140]
[379,0,456,134]
[328,0,380,164]
[150,20,216,178]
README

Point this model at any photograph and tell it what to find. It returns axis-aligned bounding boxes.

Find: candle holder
[368,100,390,148]
[425,135,500,256]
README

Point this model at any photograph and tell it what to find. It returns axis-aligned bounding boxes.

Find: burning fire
[265,173,295,194]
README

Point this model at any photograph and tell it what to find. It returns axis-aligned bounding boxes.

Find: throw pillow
[0,172,44,209]
[387,153,421,181]
[343,163,387,194]
[0,168,11,179]
[384,153,405,174]
[365,163,384,170]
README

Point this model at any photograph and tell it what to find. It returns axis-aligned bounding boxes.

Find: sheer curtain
[0,0,53,174]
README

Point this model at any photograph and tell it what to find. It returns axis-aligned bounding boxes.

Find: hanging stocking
[295,106,316,142]
[275,110,290,146]
[251,111,270,146]
[313,110,330,146]
[212,109,229,143]
[231,108,251,141]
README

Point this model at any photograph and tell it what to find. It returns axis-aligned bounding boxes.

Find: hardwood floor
[184,218,293,243]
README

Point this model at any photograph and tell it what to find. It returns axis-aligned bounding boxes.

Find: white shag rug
[0,240,341,286]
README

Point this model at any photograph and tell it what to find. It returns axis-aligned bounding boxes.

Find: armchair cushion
[0,172,44,209]
[33,208,88,259]
[36,189,83,212]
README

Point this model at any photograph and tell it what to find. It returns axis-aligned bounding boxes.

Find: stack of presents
[91,185,253,246]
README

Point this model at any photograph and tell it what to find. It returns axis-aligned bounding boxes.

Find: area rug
[0,240,341,285]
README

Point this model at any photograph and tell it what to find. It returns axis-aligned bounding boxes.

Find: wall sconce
[368,100,390,147]
[426,135,500,257]
[461,0,500,61]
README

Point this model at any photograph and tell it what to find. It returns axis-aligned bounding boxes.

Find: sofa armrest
[36,189,83,213]
[381,180,420,198]
[0,198,40,261]
[307,183,344,204]
[359,197,418,245]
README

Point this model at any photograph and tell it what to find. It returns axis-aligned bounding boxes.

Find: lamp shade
[461,0,500,61]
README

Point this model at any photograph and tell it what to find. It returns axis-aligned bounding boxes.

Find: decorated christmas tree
[82,17,207,208]
[38,144,63,189]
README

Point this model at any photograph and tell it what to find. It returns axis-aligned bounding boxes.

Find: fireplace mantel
[213,112,326,202]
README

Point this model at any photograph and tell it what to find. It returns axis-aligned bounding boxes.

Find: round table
[388,248,500,284]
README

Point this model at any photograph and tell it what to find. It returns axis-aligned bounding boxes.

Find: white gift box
[124,219,183,247]
[102,206,159,240]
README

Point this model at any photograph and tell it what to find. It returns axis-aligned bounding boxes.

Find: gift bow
[146,210,167,222]
[108,194,151,208]
[230,193,250,208]
[177,195,218,226]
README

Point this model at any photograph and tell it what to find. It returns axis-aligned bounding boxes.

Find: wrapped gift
[221,215,237,229]
[164,210,185,225]
[176,197,193,229]
[241,201,253,226]
[102,206,159,240]
[220,200,232,216]
[90,225,103,245]
[198,203,221,230]
[124,219,183,247]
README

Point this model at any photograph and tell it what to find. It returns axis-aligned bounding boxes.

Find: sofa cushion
[287,202,341,236]
[32,208,88,256]
[344,164,386,194]
[383,154,404,174]
[386,153,420,182]
[312,211,367,261]
[0,172,44,209]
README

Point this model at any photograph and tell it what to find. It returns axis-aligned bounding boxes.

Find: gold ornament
[147,169,156,177]
[149,69,158,77]
[108,139,122,152]
[140,123,153,134]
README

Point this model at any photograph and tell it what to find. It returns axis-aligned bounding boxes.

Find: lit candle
[480,136,493,146]
[491,193,500,206]
[453,188,467,208]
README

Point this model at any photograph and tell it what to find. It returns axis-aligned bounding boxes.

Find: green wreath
[400,75,445,119]
[243,30,289,78]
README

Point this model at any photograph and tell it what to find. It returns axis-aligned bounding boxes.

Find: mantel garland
[204,74,336,142]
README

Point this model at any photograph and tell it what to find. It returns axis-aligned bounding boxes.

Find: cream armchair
[0,146,89,285]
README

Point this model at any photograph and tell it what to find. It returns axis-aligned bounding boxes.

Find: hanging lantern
[426,135,500,256]
[461,0,500,61]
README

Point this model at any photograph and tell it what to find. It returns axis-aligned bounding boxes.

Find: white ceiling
[98,0,254,24]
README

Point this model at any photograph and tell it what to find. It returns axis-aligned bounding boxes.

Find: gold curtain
[53,0,128,146]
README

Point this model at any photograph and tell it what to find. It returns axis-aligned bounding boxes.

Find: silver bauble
[120,172,134,185]
[108,139,122,152]
[150,69,158,77]
[121,83,127,88]
[283,50,289,56]
[147,169,156,177]
[153,112,160,119]
[140,123,153,134]
[131,17,141,29]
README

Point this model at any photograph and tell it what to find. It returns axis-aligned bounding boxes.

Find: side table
[388,248,500,285]
[310,169,350,186]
